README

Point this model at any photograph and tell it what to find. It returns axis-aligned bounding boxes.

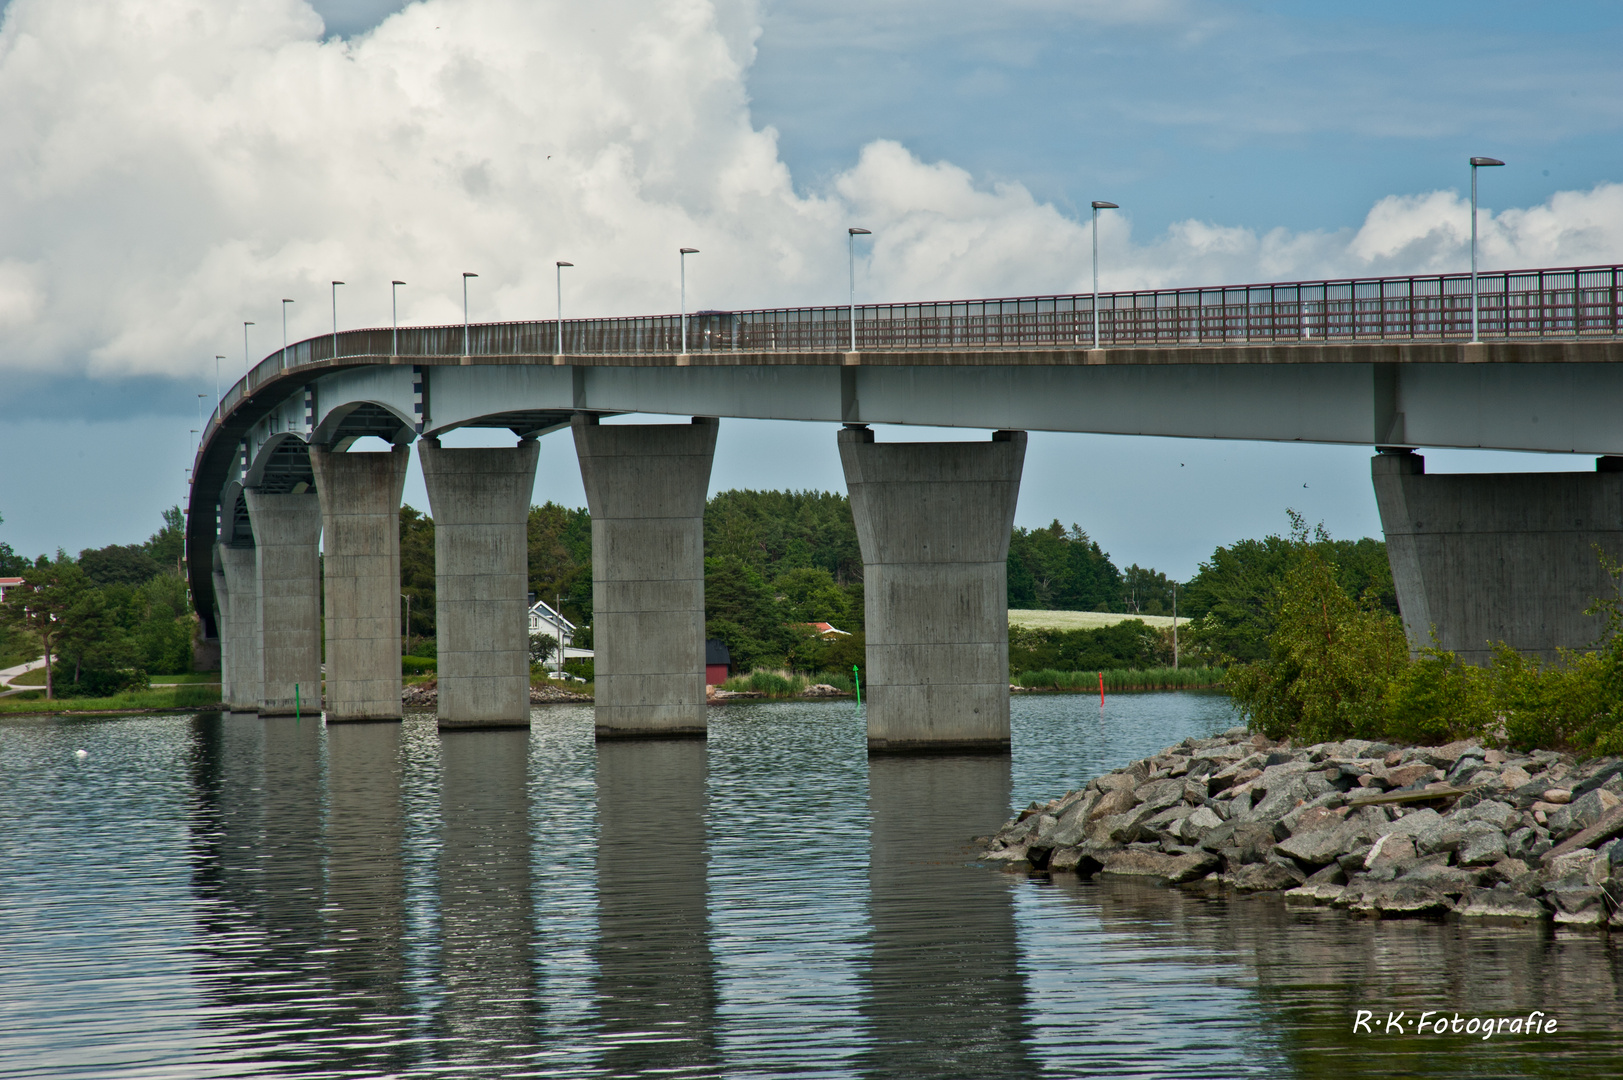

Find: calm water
[2,694,1622,1079]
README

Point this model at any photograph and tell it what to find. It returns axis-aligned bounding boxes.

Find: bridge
[187,263,1623,749]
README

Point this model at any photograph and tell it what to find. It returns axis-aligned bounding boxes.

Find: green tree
[1183,512,1395,663]
[1121,564,1176,615]
[1224,518,1409,742]
[79,543,163,587]
[145,506,186,572]
[0,559,87,699]
[400,505,436,643]
[527,502,593,627]
[1006,521,1122,611]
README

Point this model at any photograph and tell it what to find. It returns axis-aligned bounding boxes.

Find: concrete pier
[311,445,410,722]
[1374,450,1623,665]
[574,415,718,739]
[420,439,540,729]
[839,426,1026,752]
[210,547,234,709]
[244,491,323,716]
[217,544,261,711]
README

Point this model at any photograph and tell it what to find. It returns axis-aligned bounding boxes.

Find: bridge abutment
[217,543,261,711]
[839,426,1026,753]
[311,444,410,723]
[420,439,540,729]
[244,490,323,716]
[574,415,717,740]
[1374,450,1623,664]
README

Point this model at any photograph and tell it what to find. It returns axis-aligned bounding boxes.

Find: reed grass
[1017,666,1224,691]
[718,669,857,697]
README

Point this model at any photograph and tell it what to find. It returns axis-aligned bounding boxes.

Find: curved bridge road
[186,264,1623,747]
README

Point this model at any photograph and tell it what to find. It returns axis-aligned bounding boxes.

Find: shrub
[402,655,437,675]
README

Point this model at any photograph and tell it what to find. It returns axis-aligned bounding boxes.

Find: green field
[1008,609,1184,631]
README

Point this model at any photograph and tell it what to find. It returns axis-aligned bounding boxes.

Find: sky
[2,0,1622,579]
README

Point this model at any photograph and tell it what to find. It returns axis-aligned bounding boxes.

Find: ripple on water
[1,695,1620,1078]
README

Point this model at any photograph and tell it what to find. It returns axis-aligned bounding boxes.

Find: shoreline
[980,728,1623,927]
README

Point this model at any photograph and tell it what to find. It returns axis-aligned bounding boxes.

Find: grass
[717,669,856,697]
[1008,609,1186,631]
[7,668,219,688]
[1016,666,1225,691]
[0,684,225,715]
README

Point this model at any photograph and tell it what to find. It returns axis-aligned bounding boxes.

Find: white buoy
[75,749,88,759]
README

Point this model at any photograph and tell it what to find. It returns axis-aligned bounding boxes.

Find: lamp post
[391,281,405,357]
[1091,201,1119,349]
[679,248,698,354]
[1469,157,1505,343]
[243,321,254,376]
[280,299,294,368]
[401,593,411,652]
[214,356,225,409]
[462,272,478,357]
[847,227,871,353]
[330,280,344,358]
[556,261,573,356]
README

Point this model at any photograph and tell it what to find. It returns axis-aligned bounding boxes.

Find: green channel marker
[295,683,300,723]
[852,664,861,708]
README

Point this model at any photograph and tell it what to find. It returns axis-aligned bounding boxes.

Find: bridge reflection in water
[594,739,720,1073]
[436,729,539,1067]
[862,754,1038,1079]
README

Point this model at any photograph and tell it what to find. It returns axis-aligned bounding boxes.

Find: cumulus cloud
[0,0,1620,381]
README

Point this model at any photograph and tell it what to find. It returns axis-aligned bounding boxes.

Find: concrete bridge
[186,263,1623,749]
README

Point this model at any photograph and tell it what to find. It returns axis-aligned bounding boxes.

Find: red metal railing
[209,264,1623,432]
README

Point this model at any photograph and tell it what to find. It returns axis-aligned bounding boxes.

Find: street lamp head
[281,298,294,304]
[463,272,478,279]
[244,320,254,326]
[391,280,406,286]
[556,261,573,268]
[848,227,871,236]
[679,247,699,254]
[332,280,344,286]
[1470,157,1505,167]
[1091,201,1120,210]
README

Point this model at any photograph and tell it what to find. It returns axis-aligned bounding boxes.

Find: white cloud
[0,0,1620,381]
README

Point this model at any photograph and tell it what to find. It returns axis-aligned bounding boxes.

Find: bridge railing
[223,264,1623,402]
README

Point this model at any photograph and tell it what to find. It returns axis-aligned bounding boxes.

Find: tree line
[0,509,195,697]
[2,491,1406,692]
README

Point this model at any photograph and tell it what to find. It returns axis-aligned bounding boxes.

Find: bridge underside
[188,338,1623,745]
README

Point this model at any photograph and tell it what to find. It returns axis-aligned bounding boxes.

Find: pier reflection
[188,713,330,1070]
[593,738,719,1076]
[435,728,539,1069]
[323,721,409,1075]
[862,754,1038,1079]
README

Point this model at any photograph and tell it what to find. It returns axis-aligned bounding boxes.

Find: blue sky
[2,0,1621,578]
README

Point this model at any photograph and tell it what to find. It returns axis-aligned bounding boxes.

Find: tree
[79,543,163,587]
[529,632,557,666]
[1007,521,1122,611]
[1182,511,1396,663]
[145,506,186,572]
[1121,564,1176,615]
[400,505,436,642]
[1224,517,1409,742]
[0,560,86,699]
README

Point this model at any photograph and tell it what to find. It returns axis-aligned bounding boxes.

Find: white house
[528,598,594,662]
[0,577,22,605]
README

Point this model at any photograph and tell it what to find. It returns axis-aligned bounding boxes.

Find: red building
[705,638,731,686]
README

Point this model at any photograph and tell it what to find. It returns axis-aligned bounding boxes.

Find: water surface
[2,694,1620,1078]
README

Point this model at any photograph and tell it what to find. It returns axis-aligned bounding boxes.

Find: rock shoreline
[401,679,591,707]
[980,728,1623,926]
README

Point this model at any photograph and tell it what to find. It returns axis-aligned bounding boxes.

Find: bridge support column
[311,444,410,722]
[244,491,323,716]
[420,439,540,729]
[211,546,234,709]
[1374,450,1623,664]
[217,543,261,711]
[839,426,1026,753]
[574,415,717,739]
